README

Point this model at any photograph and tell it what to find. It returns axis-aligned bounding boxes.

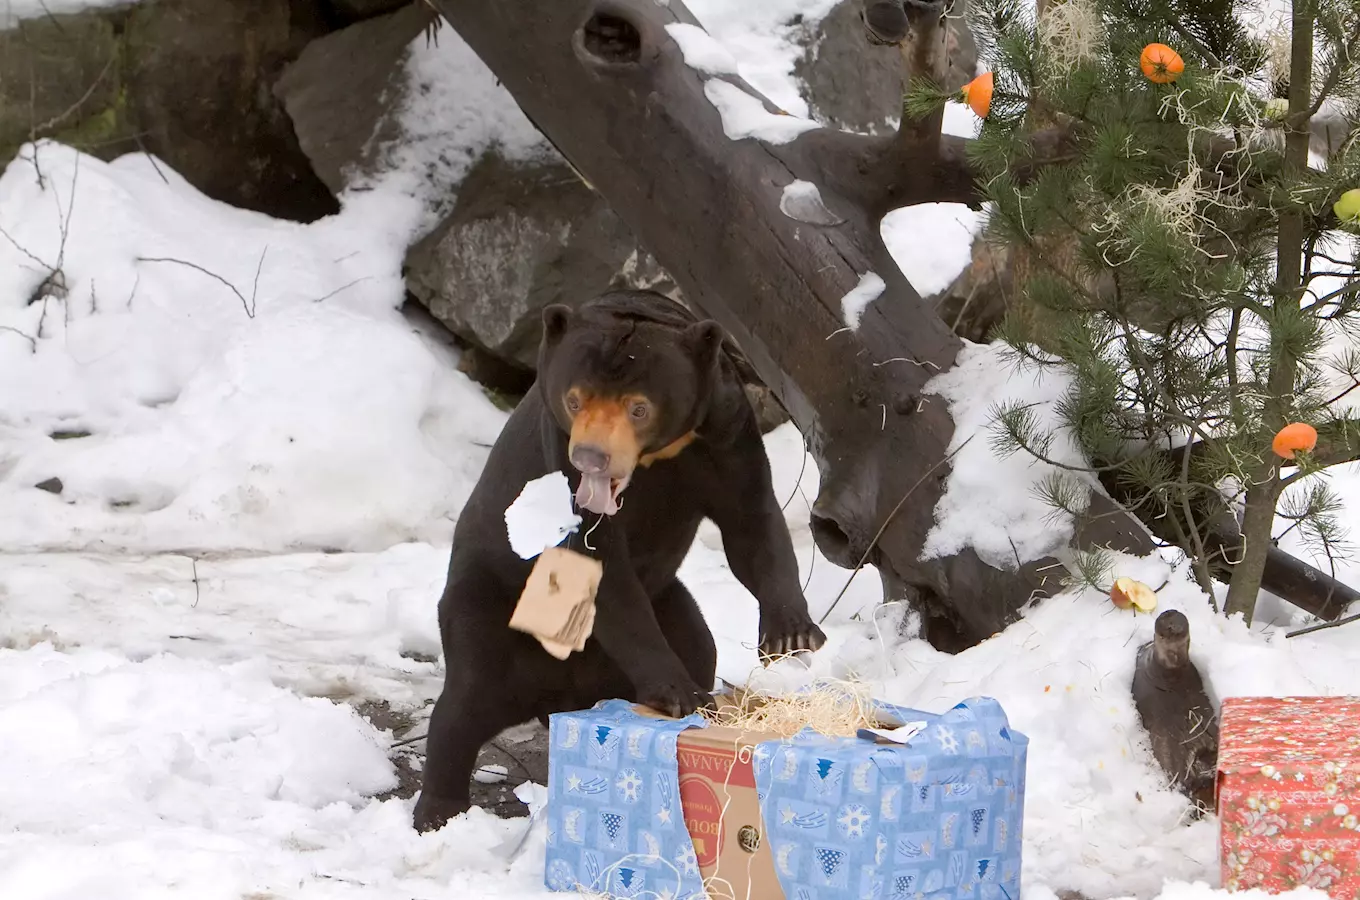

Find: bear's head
[536,300,726,516]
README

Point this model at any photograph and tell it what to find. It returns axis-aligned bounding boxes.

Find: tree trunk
[428,0,1158,646]
[1224,0,1313,624]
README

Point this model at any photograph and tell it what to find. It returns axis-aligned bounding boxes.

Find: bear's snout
[570,444,611,474]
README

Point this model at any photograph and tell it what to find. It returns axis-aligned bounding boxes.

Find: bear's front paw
[758,610,827,664]
[637,675,713,719]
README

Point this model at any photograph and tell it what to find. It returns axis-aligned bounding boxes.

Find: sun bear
[412,289,826,833]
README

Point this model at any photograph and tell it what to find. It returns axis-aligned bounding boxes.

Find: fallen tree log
[427,0,1158,647]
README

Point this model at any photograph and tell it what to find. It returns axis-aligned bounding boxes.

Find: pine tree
[909,0,1360,624]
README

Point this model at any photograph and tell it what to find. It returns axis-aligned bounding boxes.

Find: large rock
[274,1,432,194]
[404,152,670,374]
[0,0,339,223]
[120,0,338,221]
[795,0,978,134]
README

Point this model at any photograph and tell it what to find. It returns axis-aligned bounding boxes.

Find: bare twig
[0,220,55,274]
[135,252,265,318]
[1287,609,1360,638]
[133,134,170,186]
[0,325,37,352]
[31,54,115,139]
[311,275,373,305]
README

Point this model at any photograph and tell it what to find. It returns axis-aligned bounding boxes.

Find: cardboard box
[544,695,1028,900]
[636,702,782,900]
[1219,696,1360,894]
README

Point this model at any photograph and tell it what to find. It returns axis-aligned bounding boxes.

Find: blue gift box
[544,695,1028,900]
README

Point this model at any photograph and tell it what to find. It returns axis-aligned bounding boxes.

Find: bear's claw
[637,676,714,719]
[757,616,827,664]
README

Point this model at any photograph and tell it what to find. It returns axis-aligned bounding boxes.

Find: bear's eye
[565,394,582,414]
[629,401,650,420]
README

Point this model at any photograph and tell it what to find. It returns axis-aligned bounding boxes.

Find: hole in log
[581,12,642,64]
[810,512,860,569]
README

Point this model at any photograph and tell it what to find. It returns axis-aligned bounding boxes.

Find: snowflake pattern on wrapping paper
[837,803,872,840]
[615,769,643,804]
[674,843,698,877]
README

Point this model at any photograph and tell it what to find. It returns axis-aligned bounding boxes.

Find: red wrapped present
[1218,696,1360,895]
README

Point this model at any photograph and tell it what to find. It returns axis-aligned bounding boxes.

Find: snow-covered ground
[0,3,1356,900]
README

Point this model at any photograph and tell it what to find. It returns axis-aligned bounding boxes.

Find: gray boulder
[404,152,670,373]
[273,1,431,195]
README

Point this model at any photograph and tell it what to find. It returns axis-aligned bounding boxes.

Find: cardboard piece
[1218,696,1360,893]
[632,701,790,900]
[508,546,602,659]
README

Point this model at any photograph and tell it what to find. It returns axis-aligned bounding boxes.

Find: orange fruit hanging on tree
[1272,422,1318,460]
[961,71,994,118]
[1140,43,1184,84]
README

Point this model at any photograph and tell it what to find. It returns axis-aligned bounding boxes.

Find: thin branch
[30,54,115,138]
[1287,609,1360,638]
[0,220,55,274]
[0,325,37,352]
[135,250,266,319]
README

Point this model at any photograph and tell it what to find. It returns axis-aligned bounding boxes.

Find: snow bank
[0,142,507,555]
[921,340,1089,568]
[0,644,556,900]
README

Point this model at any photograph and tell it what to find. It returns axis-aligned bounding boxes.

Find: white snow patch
[504,472,583,560]
[665,22,741,75]
[474,764,510,784]
[0,543,451,706]
[921,340,1088,568]
[349,24,553,243]
[0,142,507,555]
[687,0,840,118]
[882,202,989,296]
[703,79,822,144]
[840,271,887,330]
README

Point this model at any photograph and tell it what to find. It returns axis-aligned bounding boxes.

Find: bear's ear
[685,320,726,373]
[541,304,574,344]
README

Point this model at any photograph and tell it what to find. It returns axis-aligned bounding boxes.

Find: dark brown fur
[412,290,825,833]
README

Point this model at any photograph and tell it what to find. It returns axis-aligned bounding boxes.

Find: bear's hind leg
[414,565,534,833]
[413,675,532,833]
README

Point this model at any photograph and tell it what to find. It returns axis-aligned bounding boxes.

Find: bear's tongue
[576,472,621,516]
